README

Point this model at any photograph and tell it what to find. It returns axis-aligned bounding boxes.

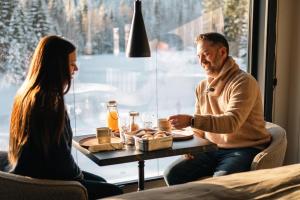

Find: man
[164,32,271,186]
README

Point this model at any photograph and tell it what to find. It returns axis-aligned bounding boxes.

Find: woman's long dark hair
[9,35,76,166]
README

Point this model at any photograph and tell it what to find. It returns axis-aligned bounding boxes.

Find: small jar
[106,100,119,132]
[158,118,171,132]
[129,111,140,132]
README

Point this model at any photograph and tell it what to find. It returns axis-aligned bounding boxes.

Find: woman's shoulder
[34,90,62,110]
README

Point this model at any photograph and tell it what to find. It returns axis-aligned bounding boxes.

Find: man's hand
[168,114,193,129]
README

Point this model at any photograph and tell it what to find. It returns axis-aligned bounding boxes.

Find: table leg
[138,160,145,191]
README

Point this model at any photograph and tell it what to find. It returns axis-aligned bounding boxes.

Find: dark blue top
[12,111,83,181]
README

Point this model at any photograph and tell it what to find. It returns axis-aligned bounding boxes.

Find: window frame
[249,0,277,121]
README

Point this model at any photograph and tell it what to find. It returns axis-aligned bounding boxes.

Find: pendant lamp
[126,0,151,57]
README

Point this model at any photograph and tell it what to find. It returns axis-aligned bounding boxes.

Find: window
[0,0,250,183]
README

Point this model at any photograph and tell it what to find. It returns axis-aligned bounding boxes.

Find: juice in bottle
[106,100,119,132]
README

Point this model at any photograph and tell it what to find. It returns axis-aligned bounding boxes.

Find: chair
[0,170,88,200]
[251,122,287,170]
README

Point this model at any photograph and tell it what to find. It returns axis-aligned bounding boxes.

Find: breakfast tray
[79,136,124,153]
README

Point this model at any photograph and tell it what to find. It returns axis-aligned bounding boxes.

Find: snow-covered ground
[0,51,247,183]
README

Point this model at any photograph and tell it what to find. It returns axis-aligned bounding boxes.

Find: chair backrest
[0,170,88,200]
[251,122,287,170]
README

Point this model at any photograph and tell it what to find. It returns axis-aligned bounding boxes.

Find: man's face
[196,40,227,78]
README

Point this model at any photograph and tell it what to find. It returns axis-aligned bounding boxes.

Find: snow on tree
[2,0,57,84]
[4,2,33,84]
[0,0,249,85]
[27,0,54,38]
[0,1,16,74]
[201,0,249,56]
[47,0,83,53]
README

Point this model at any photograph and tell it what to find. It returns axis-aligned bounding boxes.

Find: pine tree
[223,0,249,41]
[46,0,64,35]
[0,1,16,74]
[28,0,54,38]
[202,0,224,13]
[91,3,114,54]
[5,2,33,83]
[201,0,249,57]
[118,0,131,51]
[2,0,57,84]
[78,0,89,53]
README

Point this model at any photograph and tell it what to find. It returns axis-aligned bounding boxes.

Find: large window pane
[0,0,250,183]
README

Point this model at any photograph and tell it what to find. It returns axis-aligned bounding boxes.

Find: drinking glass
[118,116,129,144]
[141,113,155,129]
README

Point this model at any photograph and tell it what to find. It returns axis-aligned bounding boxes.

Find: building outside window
[0,0,249,183]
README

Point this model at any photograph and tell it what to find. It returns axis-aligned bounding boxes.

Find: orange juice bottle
[106,100,119,132]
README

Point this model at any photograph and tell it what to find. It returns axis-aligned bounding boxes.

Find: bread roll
[154,134,165,138]
[141,134,154,140]
[155,131,166,135]
[136,130,146,137]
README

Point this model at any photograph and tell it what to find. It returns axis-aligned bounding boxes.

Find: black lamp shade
[126,0,151,57]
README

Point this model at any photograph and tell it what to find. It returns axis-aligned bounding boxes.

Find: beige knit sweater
[193,57,271,148]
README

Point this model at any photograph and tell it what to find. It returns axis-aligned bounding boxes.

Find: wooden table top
[72,134,217,166]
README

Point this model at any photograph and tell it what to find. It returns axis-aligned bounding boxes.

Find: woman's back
[8,35,122,199]
[12,94,82,180]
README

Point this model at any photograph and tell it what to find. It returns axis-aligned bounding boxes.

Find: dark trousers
[0,151,9,172]
[164,147,261,186]
[80,171,123,200]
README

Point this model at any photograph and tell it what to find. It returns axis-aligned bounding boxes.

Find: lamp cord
[155,39,160,174]
[155,40,159,122]
[72,78,78,162]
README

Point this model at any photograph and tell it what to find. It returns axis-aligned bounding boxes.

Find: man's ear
[219,46,227,59]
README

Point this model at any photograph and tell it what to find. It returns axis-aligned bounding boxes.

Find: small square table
[72,134,217,191]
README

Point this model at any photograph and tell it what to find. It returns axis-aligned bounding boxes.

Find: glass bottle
[106,100,119,132]
[129,111,140,132]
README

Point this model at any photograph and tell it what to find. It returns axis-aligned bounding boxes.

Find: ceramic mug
[158,118,171,132]
[96,127,111,144]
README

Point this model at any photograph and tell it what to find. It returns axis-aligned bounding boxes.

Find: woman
[8,35,122,199]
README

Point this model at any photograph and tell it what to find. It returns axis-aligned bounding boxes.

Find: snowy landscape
[0,51,246,182]
[0,0,249,183]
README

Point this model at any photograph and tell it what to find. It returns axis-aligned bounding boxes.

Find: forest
[0,0,248,84]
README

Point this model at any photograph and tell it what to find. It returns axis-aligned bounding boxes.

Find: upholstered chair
[0,170,88,200]
[251,122,287,170]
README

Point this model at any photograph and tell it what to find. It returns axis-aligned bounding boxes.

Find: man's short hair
[195,32,229,55]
